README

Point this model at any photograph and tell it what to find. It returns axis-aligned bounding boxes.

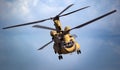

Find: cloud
[107,40,120,55]
[0,0,38,20]
[0,0,75,20]
[33,0,38,7]
[37,2,63,16]
[94,0,120,35]
[0,1,120,70]
[63,0,75,5]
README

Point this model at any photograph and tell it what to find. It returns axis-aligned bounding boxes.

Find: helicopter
[3,4,116,60]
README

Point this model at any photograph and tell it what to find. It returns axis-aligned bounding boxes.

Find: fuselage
[50,17,80,54]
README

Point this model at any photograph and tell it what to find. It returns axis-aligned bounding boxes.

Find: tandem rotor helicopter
[3,4,116,60]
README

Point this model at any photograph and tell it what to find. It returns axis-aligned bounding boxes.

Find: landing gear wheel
[77,50,81,54]
[58,55,63,60]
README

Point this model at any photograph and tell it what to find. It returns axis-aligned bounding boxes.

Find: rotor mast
[53,16,62,32]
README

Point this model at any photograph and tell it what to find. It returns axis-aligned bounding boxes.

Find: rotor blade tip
[2,28,5,29]
[114,10,117,12]
[38,48,42,50]
[2,27,8,29]
[85,6,90,8]
[111,10,117,13]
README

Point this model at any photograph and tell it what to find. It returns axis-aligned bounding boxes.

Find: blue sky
[0,0,120,70]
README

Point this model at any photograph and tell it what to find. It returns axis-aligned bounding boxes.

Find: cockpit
[61,40,74,48]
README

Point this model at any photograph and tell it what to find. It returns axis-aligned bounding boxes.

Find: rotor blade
[70,10,117,31]
[32,25,56,31]
[2,18,52,29]
[2,4,74,29]
[60,6,90,17]
[57,4,74,16]
[38,40,53,50]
